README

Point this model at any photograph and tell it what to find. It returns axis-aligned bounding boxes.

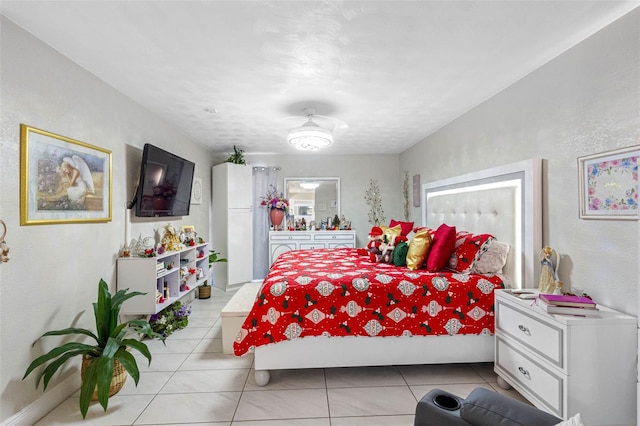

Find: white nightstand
[494,289,637,425]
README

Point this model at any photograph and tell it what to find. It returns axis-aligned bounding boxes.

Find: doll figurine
[538,246,560,294]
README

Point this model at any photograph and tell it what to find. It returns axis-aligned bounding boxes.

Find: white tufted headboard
[421,159,542,289]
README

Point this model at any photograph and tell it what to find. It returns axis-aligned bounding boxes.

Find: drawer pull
[518,324,530,335]
[288,236,292,239]
[518,366,530,378]
[332,235,336,239]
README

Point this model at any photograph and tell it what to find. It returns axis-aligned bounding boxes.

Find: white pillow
[472,240,510,274]
[555,413,584,426]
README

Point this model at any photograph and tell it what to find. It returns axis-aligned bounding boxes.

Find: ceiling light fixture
[287,109,333,151]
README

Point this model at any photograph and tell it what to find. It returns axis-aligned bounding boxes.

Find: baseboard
[2,374,79,426]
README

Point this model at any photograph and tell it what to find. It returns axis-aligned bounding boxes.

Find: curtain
[252,166,279,280]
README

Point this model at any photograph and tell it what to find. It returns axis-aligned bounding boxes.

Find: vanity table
[268,230,356,264]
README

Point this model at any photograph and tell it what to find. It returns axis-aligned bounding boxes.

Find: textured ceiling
[1,1,638,155]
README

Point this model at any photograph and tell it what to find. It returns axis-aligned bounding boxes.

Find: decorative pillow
[389,219,414,236]
[392,241,409,266]
[406,229,432,270]
[426,224,456,272]
[379,224,402,244]
[448,232,495,273]
[472,240,511,274]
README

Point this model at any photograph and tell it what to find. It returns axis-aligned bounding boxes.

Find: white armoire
[211,163,253,291]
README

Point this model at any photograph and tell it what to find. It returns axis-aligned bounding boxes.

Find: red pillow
[448,232,495,273]
[389,219,414,236]
[426,224,457,272]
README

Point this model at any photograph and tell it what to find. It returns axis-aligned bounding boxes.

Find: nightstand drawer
[496,299,564,368]
[496,337,564,417]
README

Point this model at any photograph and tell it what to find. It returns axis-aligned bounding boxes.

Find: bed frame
[253,159,542,385]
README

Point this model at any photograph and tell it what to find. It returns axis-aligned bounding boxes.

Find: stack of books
[537,293,599,316]
[156,262,166,276]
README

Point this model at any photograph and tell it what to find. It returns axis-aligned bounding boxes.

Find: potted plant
[225,145,246,165]
[23,279,164,418]
[199,249,227,299]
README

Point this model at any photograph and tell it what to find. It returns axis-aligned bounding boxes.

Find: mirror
[285,177,340,227]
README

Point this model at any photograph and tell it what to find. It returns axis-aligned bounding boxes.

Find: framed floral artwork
[20,124,112,225]
[578,145,639,220]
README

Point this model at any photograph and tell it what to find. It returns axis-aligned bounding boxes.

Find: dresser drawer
[496,299,564,368]
[313,233,355,241]
[270,234,312,241]
[299,243,324,250]
[496,337,564,417]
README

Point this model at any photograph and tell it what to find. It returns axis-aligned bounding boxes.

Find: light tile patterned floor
[35,287,528,425]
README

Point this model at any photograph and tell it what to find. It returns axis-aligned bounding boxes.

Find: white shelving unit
[117,242,209,314]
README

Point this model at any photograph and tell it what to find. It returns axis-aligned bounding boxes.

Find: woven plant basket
[81,355,127,400]
[198,285,211,299]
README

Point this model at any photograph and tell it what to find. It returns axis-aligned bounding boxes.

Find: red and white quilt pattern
[234,248,505,356]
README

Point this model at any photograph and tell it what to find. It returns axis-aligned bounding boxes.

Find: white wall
[0,17,213,421]
[239,153,403,246]
[401,10,640,315]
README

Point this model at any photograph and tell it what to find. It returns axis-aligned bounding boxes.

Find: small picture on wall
[578,145,639,220]
[20,124,112,225]
[191,177,202,205]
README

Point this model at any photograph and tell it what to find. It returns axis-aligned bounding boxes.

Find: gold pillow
[406,229,432,270]
[379,224,402,245]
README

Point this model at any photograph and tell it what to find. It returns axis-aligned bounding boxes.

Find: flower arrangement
[260,184,289,213]
[149,301,191,337]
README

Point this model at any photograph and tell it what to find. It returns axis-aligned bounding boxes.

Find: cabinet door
[270,242,297,264]
[227,164,253,209]
[328,242,354,248]
[228,209,253,285]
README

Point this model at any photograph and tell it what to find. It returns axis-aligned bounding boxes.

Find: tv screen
[133,144,195,217]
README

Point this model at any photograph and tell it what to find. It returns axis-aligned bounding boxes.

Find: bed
[237,159,541,386]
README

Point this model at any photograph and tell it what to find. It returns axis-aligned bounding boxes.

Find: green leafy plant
[23,279,164,418]
[208,249,228,264]
[225,145,246,165]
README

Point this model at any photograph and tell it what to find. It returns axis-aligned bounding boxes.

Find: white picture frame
[191,177,202,205]
[578,145,639,220]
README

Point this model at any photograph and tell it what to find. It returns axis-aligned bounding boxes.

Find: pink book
[539,293,596,307]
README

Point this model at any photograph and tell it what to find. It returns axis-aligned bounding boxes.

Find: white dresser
[494,289,637,425]
[269,230,356,264]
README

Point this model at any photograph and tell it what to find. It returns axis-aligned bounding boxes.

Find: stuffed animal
[367,226,385,262]
[379,234,408,264]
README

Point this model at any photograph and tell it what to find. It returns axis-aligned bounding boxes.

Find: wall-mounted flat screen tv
[133,144,195,217]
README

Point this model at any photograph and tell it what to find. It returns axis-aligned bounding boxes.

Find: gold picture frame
[578,145,639,220]
[20,124,112,225]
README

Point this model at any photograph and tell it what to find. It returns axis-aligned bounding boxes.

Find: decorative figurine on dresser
[538,245,560,294]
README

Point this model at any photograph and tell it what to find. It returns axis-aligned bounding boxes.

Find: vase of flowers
[261,185,289,230]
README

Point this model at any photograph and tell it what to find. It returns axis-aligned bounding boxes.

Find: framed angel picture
[20,124,112,225]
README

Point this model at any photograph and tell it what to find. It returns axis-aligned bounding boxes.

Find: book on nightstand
[537,297,600,317]
[538,293,596,308]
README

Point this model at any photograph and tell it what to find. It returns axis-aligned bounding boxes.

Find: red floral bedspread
[234,248,505,356]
